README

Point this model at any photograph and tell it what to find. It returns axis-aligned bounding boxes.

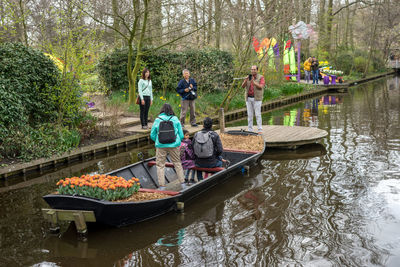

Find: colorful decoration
[288,21,315,40]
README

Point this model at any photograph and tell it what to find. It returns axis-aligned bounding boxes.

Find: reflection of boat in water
[43,131,265,227]
[262,143,327,160]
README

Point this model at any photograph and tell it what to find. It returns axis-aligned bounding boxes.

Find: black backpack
[157,116,176,144]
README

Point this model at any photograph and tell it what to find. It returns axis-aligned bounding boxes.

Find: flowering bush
[56,174,140,201]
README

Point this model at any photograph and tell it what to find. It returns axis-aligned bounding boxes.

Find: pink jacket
[180,139,196,169]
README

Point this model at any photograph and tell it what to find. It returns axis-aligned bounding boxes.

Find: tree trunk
[214,0,222,49]
[343,0,350,47]
[112,0,121,45]
[363,9,378,78]
[349,6,355,49]
[192,0,200,47]
[325,0,333,52]
[207,0,213,45]
[129,0,149,105]
[318,0,326,51]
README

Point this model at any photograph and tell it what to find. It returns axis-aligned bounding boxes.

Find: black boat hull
[43,194,179,227]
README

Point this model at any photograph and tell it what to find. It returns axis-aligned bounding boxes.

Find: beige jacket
[244,74,264,101]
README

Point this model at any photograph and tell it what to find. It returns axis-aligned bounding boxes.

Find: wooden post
[219,108,225,133]
[176,202,184,213]
[45,210,60,234]
[73,212,88,234]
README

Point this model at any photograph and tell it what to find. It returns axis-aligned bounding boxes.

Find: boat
[42,130,265,228]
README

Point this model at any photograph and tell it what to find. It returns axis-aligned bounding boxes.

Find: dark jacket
[194,128,223,167]
[176,78,197,100]
[311,60,319,71]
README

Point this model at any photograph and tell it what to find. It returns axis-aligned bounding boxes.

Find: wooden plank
[42,208,96,222]
[218,125,328,148]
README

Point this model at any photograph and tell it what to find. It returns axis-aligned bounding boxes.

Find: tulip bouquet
[56,174,140,201]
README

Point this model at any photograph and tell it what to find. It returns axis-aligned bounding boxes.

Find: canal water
[0,76,399,266]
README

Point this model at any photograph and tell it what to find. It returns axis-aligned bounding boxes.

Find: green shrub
[0,124,80,161]
[333,47,382,75]
[279,83,304,96]
[354,56,367,73]
[0,43,85,161]
[264,87,281,100]
[76,112,98,142]
[334,50,354,74]
[97,47,234,94]
[0,42,60,130]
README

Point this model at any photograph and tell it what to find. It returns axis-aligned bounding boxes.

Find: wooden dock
[217,125,328,149]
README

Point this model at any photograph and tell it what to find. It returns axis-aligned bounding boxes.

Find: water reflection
[157,228,185,247]
[233,93,346,129]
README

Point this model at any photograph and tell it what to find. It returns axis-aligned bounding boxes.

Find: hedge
[0,43,60,131]
[97,48,234,94]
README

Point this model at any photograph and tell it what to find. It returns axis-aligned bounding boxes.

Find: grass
[105,82,310,122]
[107,90,244,121]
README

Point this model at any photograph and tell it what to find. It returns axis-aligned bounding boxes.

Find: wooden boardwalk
[217,125,328,149]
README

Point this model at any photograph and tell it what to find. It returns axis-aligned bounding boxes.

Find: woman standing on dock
[138,68,153,129]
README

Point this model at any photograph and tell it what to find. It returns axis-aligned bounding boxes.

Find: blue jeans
[304,70,311,83]
[196,160,223,181]
[312,70,319,84]
[184,169,196,182]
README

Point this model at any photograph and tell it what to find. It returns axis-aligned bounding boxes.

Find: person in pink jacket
[180,130,196,184]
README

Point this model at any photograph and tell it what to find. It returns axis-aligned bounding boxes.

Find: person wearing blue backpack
[150,103,185,189]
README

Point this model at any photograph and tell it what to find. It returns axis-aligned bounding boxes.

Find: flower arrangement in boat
[56,174,140,201]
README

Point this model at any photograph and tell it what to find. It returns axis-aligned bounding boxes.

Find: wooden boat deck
[217,126,328,149]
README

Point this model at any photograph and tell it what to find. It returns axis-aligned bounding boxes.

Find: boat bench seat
[147,161,225,173]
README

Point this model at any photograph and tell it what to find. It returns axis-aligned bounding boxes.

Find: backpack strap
[157,115,173,121]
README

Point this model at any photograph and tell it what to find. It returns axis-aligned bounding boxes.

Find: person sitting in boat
[150,103,185,189]
[193,117,226,181]
[180,130,196,184]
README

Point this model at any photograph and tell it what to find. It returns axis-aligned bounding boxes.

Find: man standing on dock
[241,65,265,133]
[311,56,319,84]
[177,69,198,128]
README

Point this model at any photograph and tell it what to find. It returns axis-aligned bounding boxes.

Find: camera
[248,74,253,80]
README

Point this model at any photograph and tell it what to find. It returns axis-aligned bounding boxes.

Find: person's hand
[189,84,193,88]
[222,159,227,163]
[185,88,189,92]
[141,99,145,105]
[150,100,153,105]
